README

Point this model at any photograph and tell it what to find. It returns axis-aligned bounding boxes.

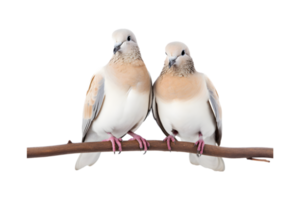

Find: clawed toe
[163,135,176,151]
[102,134,122,154]
[195,133,205,156]
[128,131,150,153]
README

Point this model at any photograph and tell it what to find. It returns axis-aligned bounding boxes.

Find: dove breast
[154,72,217,142]
[89,60,151,138]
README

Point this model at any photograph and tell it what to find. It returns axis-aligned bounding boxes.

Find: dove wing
[205,75,223,146]
[82,73,105,142]
[152,81,171,137]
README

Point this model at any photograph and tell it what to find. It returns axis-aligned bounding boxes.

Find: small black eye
[165,52,167,55]
[127,36,131,41]
[181,50,185,56]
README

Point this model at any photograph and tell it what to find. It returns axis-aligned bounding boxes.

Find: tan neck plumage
[107,46,150,93]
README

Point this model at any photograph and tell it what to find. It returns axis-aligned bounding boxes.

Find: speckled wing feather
[82,74,105,142]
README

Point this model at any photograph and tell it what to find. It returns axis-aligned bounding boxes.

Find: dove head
[112,29,139,55]
[163,42,195,76]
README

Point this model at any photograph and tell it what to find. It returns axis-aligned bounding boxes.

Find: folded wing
[82,74,105,142]
[152,81,171,137]
[205,75,222,146]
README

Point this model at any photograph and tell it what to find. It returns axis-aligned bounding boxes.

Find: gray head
[163,42,195,76]
[112,29,138,54]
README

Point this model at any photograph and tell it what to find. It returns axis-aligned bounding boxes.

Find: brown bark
[27,140,273,160]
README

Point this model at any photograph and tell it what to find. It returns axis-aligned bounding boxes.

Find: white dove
[75,29,152,170]
[152,42,225,171]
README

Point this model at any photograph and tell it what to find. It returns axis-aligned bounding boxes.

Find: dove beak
[169,58,176,68]
[113,43,122,54]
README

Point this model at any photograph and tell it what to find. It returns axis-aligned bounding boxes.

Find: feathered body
[153,42,224,171]
[76,29,152,170]
[88,57,151,140]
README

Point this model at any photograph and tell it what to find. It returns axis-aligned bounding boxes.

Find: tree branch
[27,140,273,160]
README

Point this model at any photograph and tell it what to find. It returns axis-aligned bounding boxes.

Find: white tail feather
[189,153,225,171]
[75,152,101,170]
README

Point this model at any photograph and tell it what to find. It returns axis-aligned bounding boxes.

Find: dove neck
[109,45,142,65]
[161,62,197,77]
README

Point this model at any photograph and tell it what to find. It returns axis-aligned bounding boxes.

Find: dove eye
[165,52,167,55]
[181,50,185,56]
[127,36,131,41]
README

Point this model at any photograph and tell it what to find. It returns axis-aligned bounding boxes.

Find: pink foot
[128,131,150,154]
[163,135,176,151]
[195,132,205,157]
[102,133,122,154]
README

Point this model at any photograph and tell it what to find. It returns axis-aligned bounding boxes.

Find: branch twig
[27,140,273,160]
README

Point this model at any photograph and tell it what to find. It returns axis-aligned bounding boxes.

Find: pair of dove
[75,29,224,171]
